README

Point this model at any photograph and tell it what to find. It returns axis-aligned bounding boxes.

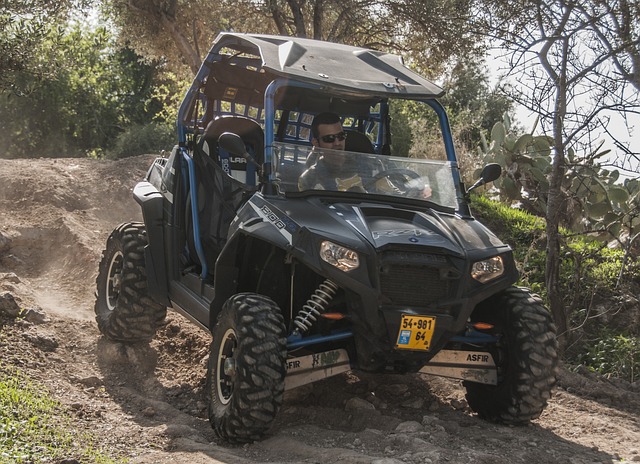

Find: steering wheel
[363,168,425,197]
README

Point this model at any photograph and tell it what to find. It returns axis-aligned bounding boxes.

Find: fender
[133,181,170,306]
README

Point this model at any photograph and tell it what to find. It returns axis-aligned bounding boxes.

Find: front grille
[379,252,456,306]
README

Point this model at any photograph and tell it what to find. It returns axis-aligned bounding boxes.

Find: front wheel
[207,293,287,443]
[464,286,558,424]
[94,222,166,342]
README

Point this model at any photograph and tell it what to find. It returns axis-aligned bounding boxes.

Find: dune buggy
[94,32,558,443]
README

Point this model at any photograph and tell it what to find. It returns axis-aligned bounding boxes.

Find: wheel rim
[216,328,237,405]
[105,251,124,311]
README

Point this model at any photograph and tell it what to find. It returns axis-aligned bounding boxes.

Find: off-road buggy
[95,32,558,443]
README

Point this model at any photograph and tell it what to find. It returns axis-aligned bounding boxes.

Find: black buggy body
[95,32,558,443]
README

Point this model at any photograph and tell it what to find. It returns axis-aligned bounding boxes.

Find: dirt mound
[1,156,639,463]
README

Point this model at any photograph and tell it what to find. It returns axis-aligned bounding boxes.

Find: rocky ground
[0,155,639,463]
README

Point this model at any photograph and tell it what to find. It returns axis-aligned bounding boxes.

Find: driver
[298,112,432,198]
[298,112,365,191]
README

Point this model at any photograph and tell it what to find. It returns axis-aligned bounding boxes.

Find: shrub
[109,122,175,159]
[577,331,640,383]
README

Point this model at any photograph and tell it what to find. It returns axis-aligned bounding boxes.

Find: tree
[473,0,640,351]
[0,0,87,94]
[101,0,480,78]
[0,23,173,158]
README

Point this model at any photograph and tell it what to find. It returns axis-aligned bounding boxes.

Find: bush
[577,332,640,383]
[109,122,175,159]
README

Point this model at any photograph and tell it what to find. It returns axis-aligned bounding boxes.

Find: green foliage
[0,22,171,159]
[471,194,640,316]
[110,121,175,158]
[0,0,85,94]
[390,57,514,173]
[479,114,640,289]
[477,114,553,215]
[0,365,119,463]
[578,331,640,383]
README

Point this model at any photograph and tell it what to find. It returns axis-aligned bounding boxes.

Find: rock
[78,376,103,388]
[0,233,11,254]
[394,420,423,433]
[439,420,461,434]
[450,398,466,410]
[0,272,20,284]
[23,333,58,352]
[345,397,376,411]
[381,384,409,395]
[22,307,49,324]
[401,397,425,409]
[142,407,156,417]
[0,291,21,317]
[422,414,437,426]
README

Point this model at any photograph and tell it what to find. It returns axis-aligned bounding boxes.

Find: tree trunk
[544,32,571,354]
[545,142,568,353]
[286,0,307,37]
[160,14,201,74]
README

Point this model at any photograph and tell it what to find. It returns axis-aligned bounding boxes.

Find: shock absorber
[292,279,339,334]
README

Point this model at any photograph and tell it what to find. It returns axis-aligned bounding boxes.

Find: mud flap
[284,349,351,390]
[133,181,170,306]
[419,350,498,385]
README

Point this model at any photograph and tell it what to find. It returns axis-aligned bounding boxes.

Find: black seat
[200,116,264,186]
[186,116,264,275]
[345,130,375,154]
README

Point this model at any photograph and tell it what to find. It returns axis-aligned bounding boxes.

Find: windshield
[273,142,460,210]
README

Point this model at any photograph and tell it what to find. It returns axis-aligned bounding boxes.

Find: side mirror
[466,163,502,194]
[218,132,260,169]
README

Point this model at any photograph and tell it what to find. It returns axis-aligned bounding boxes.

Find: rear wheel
[207,293,287,443]
[94,222,166,342]
[464,286,558,424]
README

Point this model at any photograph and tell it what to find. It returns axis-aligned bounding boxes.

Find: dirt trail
[0,156,639,463]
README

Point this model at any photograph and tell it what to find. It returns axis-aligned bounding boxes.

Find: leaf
[502,175,519,199]
[532,137,552,157]
[503,113,511,131]
[609,223,622,236]
[586,202,611,218]
[493,152,508,167]
[531,167,548,184]
[514,134,533,152]
[504,134,517,151]
[533,156,551,172]
[608,187,629,203]
[491,122,506,146]
[479,132,488,153]
[603,212,619,225]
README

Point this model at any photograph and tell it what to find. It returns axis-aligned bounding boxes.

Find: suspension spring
[292,279,339,334]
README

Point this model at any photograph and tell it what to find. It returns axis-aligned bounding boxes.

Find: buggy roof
[206,32,444,100]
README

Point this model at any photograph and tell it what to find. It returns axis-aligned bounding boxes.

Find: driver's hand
[422,185,432,199]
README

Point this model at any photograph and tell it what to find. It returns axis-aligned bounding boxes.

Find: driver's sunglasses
[320,131,347,143]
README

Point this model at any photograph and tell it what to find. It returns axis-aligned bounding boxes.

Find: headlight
[471,256,504,283]
[320,241,359,272]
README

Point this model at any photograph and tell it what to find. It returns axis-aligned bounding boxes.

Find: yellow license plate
[395,315,436,351]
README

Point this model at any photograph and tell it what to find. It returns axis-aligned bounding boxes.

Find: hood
[269,197,507,258]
